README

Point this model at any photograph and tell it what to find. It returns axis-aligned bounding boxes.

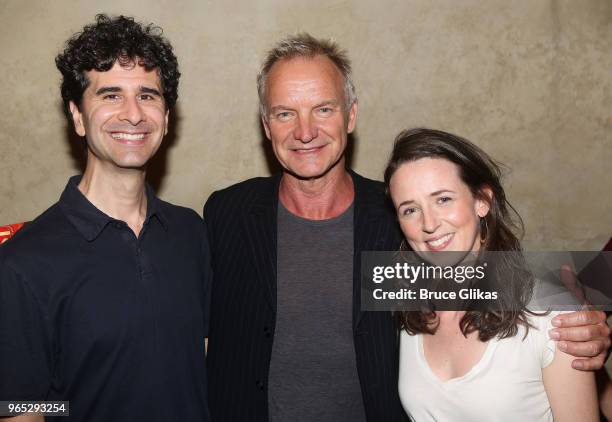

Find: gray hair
[256,33,357,120]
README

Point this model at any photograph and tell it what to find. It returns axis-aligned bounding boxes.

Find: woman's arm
[543,342,598,422]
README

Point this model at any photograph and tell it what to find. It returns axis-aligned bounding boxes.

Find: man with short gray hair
[256,33,357,119]
[205,33,404,422]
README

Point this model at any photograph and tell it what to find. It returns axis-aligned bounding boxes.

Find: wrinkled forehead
[265,55,345,97]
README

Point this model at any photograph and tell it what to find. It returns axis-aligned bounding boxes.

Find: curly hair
[55,14,180,125]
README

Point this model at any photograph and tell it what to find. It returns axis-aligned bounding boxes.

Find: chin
[285,165,330,180]
[293,158,346,179]
[114,157,151,170]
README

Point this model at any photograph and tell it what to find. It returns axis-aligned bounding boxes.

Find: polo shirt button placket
[134,243,146,278]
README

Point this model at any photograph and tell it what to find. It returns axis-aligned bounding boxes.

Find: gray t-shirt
[268,201,366,422]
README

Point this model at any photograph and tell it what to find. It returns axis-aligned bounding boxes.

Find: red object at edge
[0,223,26,244]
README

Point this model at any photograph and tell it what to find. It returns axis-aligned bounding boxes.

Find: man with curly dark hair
[0,15,211,422]
[56,14,180,126]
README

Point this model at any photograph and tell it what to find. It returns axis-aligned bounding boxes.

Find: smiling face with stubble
[70,61,168,172]
[261,55,357,182]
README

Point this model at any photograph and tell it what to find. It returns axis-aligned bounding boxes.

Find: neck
[78,161,148,236]
[437,311,467,322]
[436,311,465,327]
[279,164,354,220]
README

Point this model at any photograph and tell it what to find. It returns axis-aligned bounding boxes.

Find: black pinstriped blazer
[204,170,409,422]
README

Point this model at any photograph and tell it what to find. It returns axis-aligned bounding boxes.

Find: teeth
[427,234,452,247]
[295,146,321,151]
[111,133,145,141]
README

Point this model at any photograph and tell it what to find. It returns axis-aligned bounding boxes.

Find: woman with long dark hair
[384,128,596,421]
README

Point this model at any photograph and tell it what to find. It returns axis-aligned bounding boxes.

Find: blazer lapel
[238,171,397,322]
[351,170,399,331]
[241,175,281,313]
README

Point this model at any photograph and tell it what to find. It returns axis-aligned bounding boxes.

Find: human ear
[164,110,169,136]
[262,116,272,140]
[476,186,493,218]
[346,100,358,134]
[69,101,86,137]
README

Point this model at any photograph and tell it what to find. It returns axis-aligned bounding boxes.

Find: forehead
[391,158,465,193]
[265,55,345,100]
[85,61,162,91]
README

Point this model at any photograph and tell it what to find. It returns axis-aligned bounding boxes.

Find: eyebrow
[95,86,121,96]
[269,105,293,114]
[430,189,455,196]
[268,99,341,114]
[140,86,162,96]
[94,86,162,96]
[313,100,340,108]
[396,199,415,211]
[396,190,456,211]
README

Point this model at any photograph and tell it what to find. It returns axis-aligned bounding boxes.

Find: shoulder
[0,202,76,306]
[204,175,278,215]
[152,200,208,252]
[523,311,567,368]
[351,170,398,224]
[208,176,277,202]
[156,198,202,226]
[352,171,386,195]
[0,202,71,266]
[524,311,558,343]
[351,171,390,206]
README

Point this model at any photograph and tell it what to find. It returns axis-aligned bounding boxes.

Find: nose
[293,114,318,143]
[118,96,145,126]
[421,208,440,234]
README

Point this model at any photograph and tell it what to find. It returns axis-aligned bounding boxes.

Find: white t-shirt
[398,312,560,422]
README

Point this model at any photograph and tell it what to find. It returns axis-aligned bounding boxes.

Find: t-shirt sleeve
[537,310,572,368]
[0,259,52,400]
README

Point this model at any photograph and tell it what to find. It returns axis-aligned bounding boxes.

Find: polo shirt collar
[59,175,168,241]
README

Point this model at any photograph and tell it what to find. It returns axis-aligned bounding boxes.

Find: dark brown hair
[56,14,180,127]
[385,128,536,341]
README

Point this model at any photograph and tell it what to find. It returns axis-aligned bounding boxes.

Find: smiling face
[261,55,357,181]
[69,61,168,172]
[389,158,491,255]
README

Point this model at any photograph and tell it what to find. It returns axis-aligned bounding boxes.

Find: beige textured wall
[0,0,610,250]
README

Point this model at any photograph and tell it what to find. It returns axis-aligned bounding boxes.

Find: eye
[274,111,294,121]
[102,94,121,101]
[316,106,338,118]
[401,207,418,217]
[139,93,156,101]
[437,196,452,205]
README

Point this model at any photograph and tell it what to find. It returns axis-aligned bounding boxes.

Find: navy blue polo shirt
[0,176,211,422]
